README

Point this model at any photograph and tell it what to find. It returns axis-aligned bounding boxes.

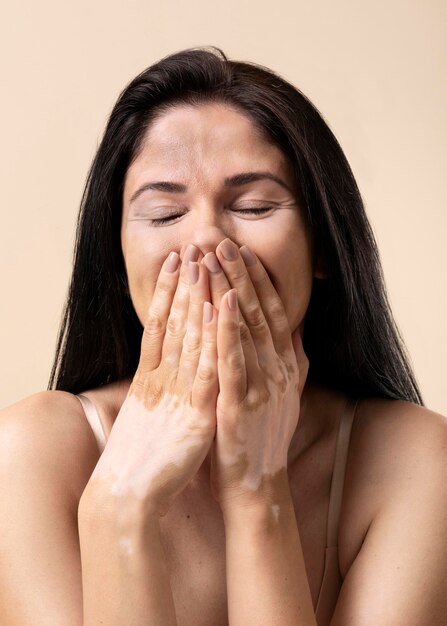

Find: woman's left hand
[199,238,309,515]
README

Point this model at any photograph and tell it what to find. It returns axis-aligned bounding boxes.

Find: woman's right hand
[85,245,219,518]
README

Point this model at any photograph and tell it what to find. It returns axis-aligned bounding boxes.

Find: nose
[179,208,239,260]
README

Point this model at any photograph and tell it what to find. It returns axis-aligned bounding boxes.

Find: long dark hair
[48,45,423,405]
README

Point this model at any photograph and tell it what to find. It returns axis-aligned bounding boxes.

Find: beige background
[0,0,445,414]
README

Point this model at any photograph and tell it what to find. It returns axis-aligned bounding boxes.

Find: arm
[0,391,177,626]
[0,392,88,625]
[330,408,447,625]
[223,480,317,626]
[78,486,177,625]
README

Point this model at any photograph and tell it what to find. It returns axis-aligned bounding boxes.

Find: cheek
[262,235,313,328]
[123,231,169,323]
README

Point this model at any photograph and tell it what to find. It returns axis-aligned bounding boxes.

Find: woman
[1,46,446,625]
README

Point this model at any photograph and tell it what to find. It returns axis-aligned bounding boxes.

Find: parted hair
[48,45,423,405]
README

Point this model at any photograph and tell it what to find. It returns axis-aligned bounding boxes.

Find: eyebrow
[129,171,294,204]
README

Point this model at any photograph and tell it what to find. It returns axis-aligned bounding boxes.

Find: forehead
[123,103,295,197]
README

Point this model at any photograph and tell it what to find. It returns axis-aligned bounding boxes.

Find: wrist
[223,498,296,537]
[220,476,295,529]
[78,481,162,532]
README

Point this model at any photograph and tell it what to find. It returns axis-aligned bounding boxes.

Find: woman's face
[121,102,319,336]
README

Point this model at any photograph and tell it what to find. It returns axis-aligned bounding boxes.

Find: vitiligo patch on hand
[90,391,212,509]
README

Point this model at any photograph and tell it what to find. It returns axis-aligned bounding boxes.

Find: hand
[87,245,219,518]
[199,239,309,514]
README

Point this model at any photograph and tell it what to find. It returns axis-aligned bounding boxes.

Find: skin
[2,101,447,626]
[121,102,322,332]
[119,101,327,494]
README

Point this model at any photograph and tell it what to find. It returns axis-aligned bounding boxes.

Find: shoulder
[0,391,103,623]
[339,396,447,577]
[0,390,103,508]
[351,397,447,482]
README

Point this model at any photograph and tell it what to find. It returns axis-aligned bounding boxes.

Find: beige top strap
[76,393,107,453]
[326,397,359,547]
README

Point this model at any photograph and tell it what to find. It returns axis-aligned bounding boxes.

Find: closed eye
[149,207,273,226]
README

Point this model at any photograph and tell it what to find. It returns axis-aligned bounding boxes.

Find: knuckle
[166,313,184,337]
[196,363,215,384]
[245,305,265,330]
[246,386,269,407]
[201,332,216,351]
[239,321,252,345]
[232,267,247,282]
[272,364,288,393]
[130,370,146,391]
[183,331,201,353]
[270,300,286,324]
[149,385,164,406]
[140,381,164,409]
[145,312,165,336]
[227,351,245,371]
[162,349,179,367]
[224,317,240,334]
[157,278,173,295]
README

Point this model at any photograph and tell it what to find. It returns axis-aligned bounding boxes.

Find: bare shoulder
[349,397,447,487]
[332,399,447,623]
[0,390,103,509]
[339,396,447,578]
[0,391,107,623]
[349,397,447,480]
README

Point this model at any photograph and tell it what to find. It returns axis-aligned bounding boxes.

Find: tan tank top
[76,394,108,453]
[75,393,358,625]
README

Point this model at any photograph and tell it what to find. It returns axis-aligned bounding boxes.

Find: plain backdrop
[0,0,445,414]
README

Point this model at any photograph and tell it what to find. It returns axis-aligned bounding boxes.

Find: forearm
[223,494,317,626]
[78,488,177,626]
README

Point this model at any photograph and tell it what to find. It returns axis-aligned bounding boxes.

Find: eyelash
[150,207,273,226]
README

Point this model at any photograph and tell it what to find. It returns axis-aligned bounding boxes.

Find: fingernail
[203,301,213,324]
[188,261,199,284]
[239,245,257,267]
[219,239,238,261]
[228,289,238,310]
[165,251,180,273]
[184,244,200,265]
[203,251,221,273]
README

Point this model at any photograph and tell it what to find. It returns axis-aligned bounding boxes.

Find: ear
[314,254,327,279]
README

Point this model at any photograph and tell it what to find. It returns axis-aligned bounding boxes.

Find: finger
[176,261,211,391]
[217,289,247,404]
[160,244,201,368]
[238,243,293,359]
[214,239,276,365]
[201,251,241,313]
[138,250,181,376]
[201,251,259,374]
[191,300,219,413]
